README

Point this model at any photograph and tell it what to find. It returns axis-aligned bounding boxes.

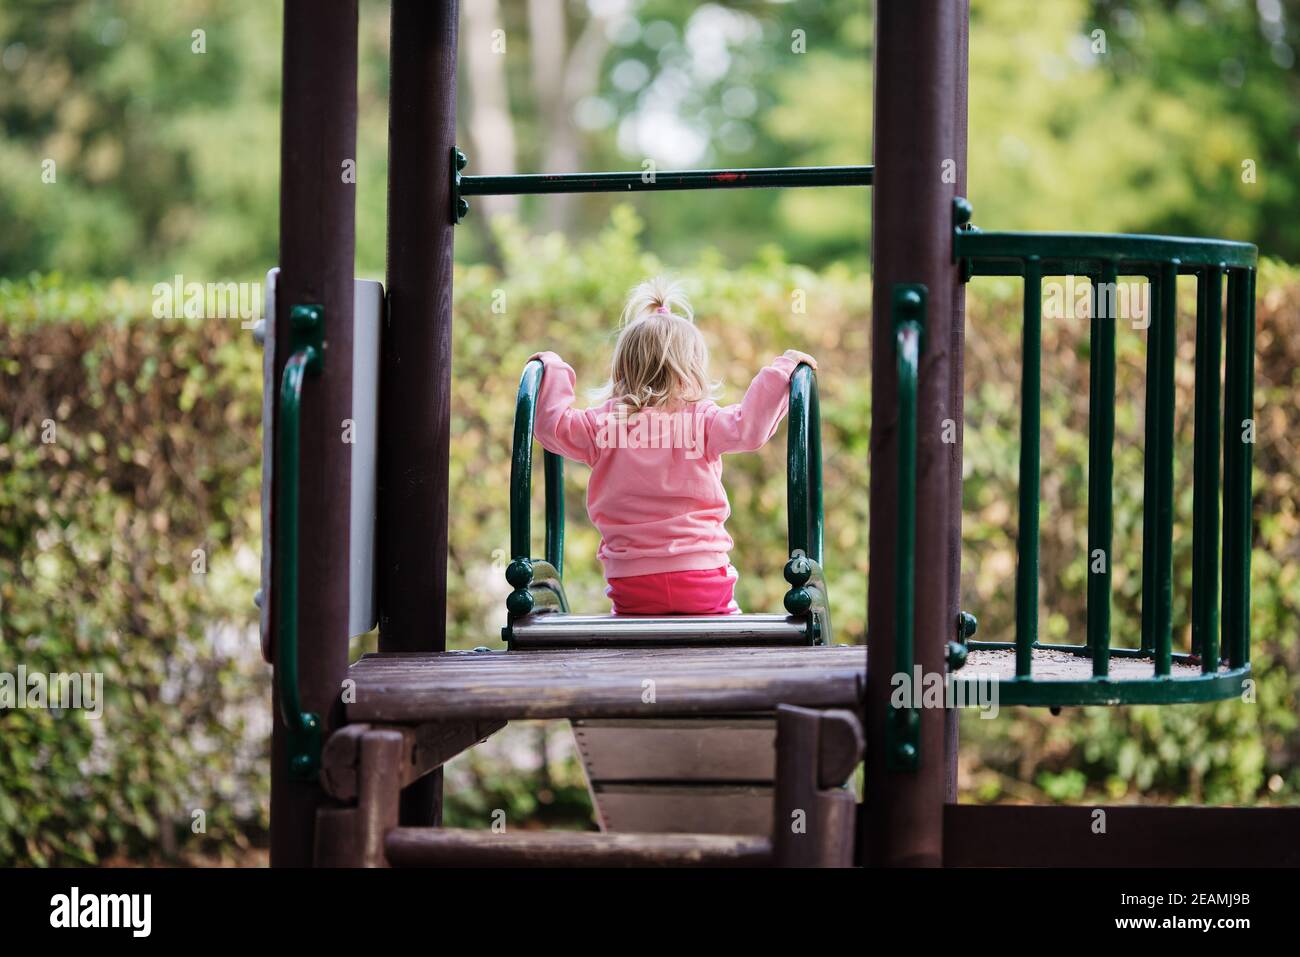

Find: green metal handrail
[953,205,1256,706]
[505,358,830,643]
[782,363,831,644]
[275,304,324,779]
[887,285,925,770]
[504,359,568,633]
[785,364,823,564]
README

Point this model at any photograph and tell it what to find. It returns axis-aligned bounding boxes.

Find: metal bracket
[451,146,469,224]
[953,196,977,282]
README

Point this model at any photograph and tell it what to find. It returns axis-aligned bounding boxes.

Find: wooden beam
[773,705,861,867]
[270,0,358,868]
[346,646,867,723]
[944,804,1300,867]
[320,719,506,801]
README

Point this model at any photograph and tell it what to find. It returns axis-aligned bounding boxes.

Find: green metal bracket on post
[451,147,470,224]
[887,284,926,771]
[276,303,324,779]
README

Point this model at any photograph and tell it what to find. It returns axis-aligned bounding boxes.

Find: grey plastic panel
[259,269,382,661]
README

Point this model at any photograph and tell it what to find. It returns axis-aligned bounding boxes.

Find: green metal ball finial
[959,610,978,639]
[784,587,813,617]
[505,558,533,589]
[506,589,535,618]
[784,555,812,586]
[897,288,922,320]
[953,196,973,227]
[946,640,968,671]
[290,304,321,331]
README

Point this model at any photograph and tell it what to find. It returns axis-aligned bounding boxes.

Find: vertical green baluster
[1015,258,1042,678]
[1242,269,1256,668]
[1221,271,1239,668]
[1193,268,1222,673]
[544,451,565,575]
[1153,261,1178,677]
[1088,264,1118,677]
[1223,269,1255,670]
[1140,273,1159,655]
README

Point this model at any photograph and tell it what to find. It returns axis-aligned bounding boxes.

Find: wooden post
[864,0,968,867]
[773,706,862,867]
[270,0,358,867]
[378,0,460,826]
[945,0,971,806]
[313,729,406,867]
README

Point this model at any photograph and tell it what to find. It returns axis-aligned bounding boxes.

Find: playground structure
[262,1,1299,866]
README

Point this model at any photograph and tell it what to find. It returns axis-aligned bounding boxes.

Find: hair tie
[653,305,671,315]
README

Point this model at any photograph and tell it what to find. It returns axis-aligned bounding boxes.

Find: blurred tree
[1,0,1297,283]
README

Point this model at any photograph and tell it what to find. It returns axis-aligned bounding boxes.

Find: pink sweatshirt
[529,351,801,579]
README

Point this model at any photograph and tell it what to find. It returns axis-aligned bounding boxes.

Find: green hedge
[2,210,1297,863]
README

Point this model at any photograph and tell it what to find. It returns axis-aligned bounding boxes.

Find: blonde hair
[595,277,718,412]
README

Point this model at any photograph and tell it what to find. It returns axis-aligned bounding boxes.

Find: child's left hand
[783,349,818,370]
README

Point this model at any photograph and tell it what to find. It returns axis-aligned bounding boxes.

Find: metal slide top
[510,613,811,648]
[946,200,1257,708]
[502,359,830,647]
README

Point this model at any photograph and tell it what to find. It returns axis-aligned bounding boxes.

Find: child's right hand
[783,349,818,370]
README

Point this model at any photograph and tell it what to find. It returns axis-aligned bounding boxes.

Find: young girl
[529,277,816,616]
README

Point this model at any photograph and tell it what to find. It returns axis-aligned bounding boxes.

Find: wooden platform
[346,645,867,723]
[962,647,1210,680]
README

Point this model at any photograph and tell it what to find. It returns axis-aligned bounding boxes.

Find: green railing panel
[954,207,1256,707]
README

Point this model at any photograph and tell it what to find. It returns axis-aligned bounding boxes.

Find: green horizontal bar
[461,165,873,197]
[956,230,1257,270]
[951,666,1250,708]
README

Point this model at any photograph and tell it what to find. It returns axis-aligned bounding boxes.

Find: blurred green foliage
[3,211,1297,862]
[0,276,267,865]
[3,0,1300,283]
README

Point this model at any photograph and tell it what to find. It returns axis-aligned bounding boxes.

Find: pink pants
[606,564,741,616]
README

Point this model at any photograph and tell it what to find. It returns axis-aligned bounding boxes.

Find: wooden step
[346,645,866,722]
[385,827,772,867]
[591,783,774,835]
[573,717,778,835]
